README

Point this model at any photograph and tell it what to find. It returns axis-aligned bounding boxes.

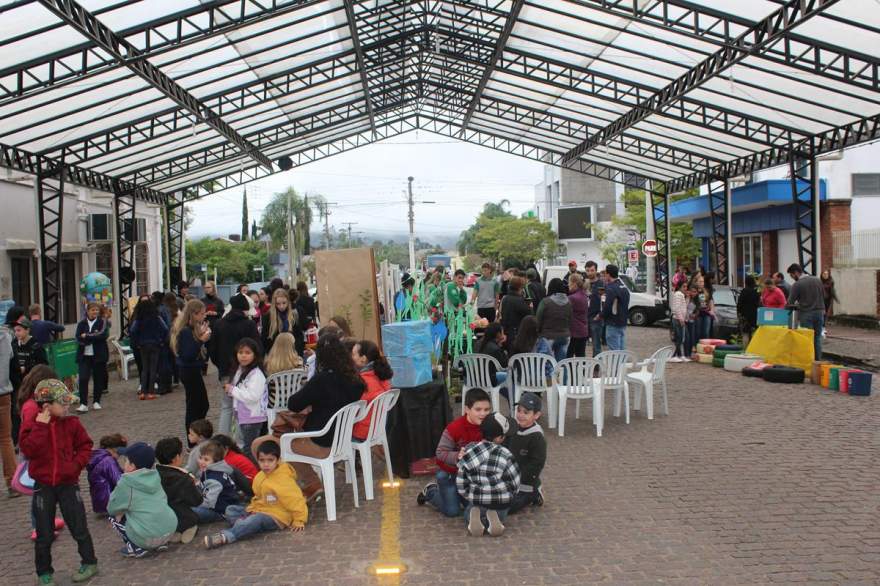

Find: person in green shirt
[445,270,468,314]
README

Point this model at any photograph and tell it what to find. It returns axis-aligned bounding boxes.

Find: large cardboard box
[314,248,382,345]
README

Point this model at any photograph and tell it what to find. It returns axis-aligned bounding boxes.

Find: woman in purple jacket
[567,273,589,358]
[86,433,127,514]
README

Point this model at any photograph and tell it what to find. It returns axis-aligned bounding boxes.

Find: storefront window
[736,235,762,286]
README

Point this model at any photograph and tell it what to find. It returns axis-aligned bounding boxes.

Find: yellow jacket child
[248,462,308,529]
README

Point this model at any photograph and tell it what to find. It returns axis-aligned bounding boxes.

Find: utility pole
[342,222,358,247]
[645,189,656,296]
[323,202,331,250]
[407,176,415,271]
[287,189,295,282]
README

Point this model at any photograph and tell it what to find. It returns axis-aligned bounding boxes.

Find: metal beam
[113,184,136,333]
[562,0,839,163]
[649,181,671,304]
[35,158,65,325]
[459,0,524,131]
[790,152,820,275]
[164,193,186,290]
[343,0,377,135]
[37,0,273,170]
[1,142,167,205]
[0,0,322,104]
[707,177,732,285]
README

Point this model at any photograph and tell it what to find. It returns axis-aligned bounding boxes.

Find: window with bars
[852,173,880,196]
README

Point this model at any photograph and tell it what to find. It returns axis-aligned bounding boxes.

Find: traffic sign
[627,249,639,265]
[642,239,658,257]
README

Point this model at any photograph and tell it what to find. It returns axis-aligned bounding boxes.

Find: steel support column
[35,159,66,324]
[707,176,732,285]
[789,152,820,274]
[164,193,186,291]
[649,181,671,304]
[113,184,136,333]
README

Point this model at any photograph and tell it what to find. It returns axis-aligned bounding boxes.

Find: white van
[542,265,667,326]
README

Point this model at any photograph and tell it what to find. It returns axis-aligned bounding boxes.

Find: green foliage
[186,237,274,284]
[357,289,373,338]
[474,216,558,266]
[259,187,315,254]
[241,189,249,241]
[370,238,444,268]
[457,200,513,256]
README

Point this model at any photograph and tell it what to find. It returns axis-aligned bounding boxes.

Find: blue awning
[670,179,827,223]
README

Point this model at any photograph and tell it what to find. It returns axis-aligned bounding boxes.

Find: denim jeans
[508,490,540,514]
[237,422,264,463]
[799,310,824,360]
[590,319,604,356]
[672,321,686,357]
[542,337,569,363]
[684,321,697,357]
[463,504,509,528]
[605,324,626,351]
[191,505,242,525]
[221,511,279,543]
[218,375,233,435]
[425,470,462,517]
[698,314,713,340]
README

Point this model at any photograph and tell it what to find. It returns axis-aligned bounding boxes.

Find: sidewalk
[823,324,880,371]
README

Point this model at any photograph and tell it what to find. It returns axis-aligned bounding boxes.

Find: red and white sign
[642,239,658,257]
[627,249,639,265]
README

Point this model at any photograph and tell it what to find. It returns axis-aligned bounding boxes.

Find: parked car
[711,286,740,340]
[542,265,666,326]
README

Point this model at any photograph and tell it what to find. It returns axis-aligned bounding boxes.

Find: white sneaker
[76,404,88,413]
[91,402,102,411]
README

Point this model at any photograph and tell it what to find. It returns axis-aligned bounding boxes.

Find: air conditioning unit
[87,213,111,241]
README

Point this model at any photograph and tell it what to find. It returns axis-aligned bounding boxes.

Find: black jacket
[737,287,761,328]
[209,310,260,378]
[75,318,109,363]
[601,279,630,327]
[10,337,48,388]
[200,294,225,329]
[500,294,532,341]
[527,280,545,311]
[288,369,364,447]
[261,309,304,357]
[295,295,317,326]
[156,464,203,532]
[478,339,508,386]
[505,423,546,491]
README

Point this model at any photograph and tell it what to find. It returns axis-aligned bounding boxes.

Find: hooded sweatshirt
[156,464,203,532]
[536,293,572,339]
[20,414,92,486]
[10,335,48,388]
[87,448,122,514]
[198,459,240,514]
[107,467,178,549]
[230,366,268,425]
[247,462,308,528]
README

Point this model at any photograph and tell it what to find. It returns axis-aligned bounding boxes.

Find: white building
[0,172,165,337]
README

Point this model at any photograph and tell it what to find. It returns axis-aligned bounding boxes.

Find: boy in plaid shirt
[456,412,520,537]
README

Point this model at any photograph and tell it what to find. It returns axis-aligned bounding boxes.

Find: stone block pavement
[1,328,877,585]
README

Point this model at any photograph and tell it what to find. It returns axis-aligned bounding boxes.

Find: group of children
[17,376,309,585]
[417,388,547,536]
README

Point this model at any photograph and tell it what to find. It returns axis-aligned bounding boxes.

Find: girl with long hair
[224,338,267,461]
[129,298,168,400]
[160,291,181,390]
[351,339,394,440]
[327,315,352,338]
[567,273,588,358]
[536,277,572,362]
[261,288,301,355]
[264,332,303,411]
[477,322,508,388]
[171,299,211,439]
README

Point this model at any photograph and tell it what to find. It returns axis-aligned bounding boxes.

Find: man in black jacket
[209,294,260,434]
[601,264,630,351]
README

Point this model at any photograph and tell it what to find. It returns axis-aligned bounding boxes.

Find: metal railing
[832,230,880,268]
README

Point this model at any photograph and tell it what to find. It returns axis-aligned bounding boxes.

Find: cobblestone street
[2,327,877,586]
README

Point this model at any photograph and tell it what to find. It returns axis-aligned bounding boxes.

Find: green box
[47,339,79,380]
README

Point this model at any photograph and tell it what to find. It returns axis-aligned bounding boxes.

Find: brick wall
[820,200,851,271]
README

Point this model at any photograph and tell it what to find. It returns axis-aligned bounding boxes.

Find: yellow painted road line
[372,479,405,585]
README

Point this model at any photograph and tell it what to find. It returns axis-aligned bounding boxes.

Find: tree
[474,216,558,266]
[241,188,249,241]
[251,220,258,240]
[186,238,275,283]
[457,200,513,256]
[259,187,314,255]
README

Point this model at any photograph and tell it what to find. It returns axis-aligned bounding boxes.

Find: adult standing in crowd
[536,278,572,362]
[261,288,299,355]
[602,265,630,351]
[159,292,181,392]
[566,274,588,358]
[736,275,761,348]
[75,302,109,412]
[445,270,468,314]
[499,276,531,352]
[772,272,791,299]
[0,316,15,497]
[472,263,500,323]
[129,298,168,400]
[210,294,260,435]
[584,261,603,356]
[171,299,212,440]
[176,281,190,308]
[285,333,364,499]
[295,282,317,328]
[200,281,225,332]
[562,260,585,288]
[761,278,786,309]
[820,269,838,325]
[525,268,545,312]
[27,304,65,346]
[787,263,826,360]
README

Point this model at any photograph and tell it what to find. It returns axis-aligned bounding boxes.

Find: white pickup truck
[542,265,667,327]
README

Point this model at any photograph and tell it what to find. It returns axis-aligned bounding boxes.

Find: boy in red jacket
[19,379,98,585]
[416,388,492,517]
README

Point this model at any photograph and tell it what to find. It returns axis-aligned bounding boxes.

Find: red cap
[568,260,577,266]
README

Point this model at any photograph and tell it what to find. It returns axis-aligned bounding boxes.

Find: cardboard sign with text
[314,248,382,347]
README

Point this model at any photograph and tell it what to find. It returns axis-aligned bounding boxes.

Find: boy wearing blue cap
[107,442,178,558]
[506,392,547,513]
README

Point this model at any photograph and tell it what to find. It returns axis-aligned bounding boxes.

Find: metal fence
[832,230,880,268]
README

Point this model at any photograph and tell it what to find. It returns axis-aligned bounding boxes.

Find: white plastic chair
[627,346,674,420]
[455,354,507,415]
[111,338,134,381]
[508,353,558,428]
[596,350,636,424]
[554,358,604,437]
[280,400,365,522]
[353,389,400,501]
[265,369,306,423]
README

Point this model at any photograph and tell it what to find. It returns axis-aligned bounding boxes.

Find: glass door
[736,235,763,286]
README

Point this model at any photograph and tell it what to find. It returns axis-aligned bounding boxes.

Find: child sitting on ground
[155,437,204,544]
[19,379,98,585]
[211,434,256,499]
[107,442,177,558]
[224,338,267,461]
[192,441,243,525]
[417,388,492,517]
[87,434,127,515]
[185,419,213,474]
[506,392,546,513]
[204,440,307,549]
[456,412,521,537]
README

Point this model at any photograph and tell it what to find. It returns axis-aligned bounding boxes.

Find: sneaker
[91,402,101,411]
[302,481,324,504]
[76,405,88,414]
[467,507,484,537]
[417,482,437,506]
[535,486,545,507]
[204,533,226,549]
[119,545,148,558]
[37,574,55,585]
[71,564,98,583]
[143,394,158,400]
[485,509,505,537]
[54,517,65,531]
[180,525,199,544]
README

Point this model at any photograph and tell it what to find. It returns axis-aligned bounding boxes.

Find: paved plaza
[1,328,877,586]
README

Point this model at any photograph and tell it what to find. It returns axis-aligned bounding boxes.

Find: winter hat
[3,306,25,326]
[33,379,79,406]
[480,412,509,440]
[118,442,156,470]
[230,294,250,312]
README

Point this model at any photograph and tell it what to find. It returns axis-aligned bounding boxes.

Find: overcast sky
[187,129,545,243]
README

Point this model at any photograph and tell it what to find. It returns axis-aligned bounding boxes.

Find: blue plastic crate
[382,320,433,357]
[388,353,433,388]
[757,307,790,326]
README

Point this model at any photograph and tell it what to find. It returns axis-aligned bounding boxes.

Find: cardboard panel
[314,248,382,345]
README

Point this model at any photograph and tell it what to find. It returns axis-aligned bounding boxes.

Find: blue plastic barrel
[847,371,873,397]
